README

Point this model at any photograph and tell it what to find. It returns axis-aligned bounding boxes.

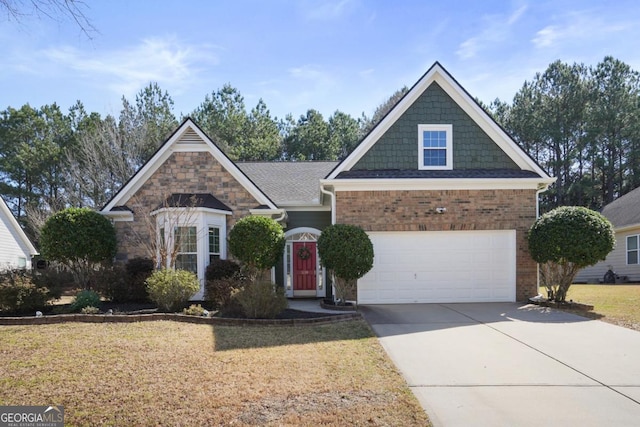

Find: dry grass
[542,284,640,331]
[0,320,429,426]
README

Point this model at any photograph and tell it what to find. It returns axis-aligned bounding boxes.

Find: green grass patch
[541,284,640,330]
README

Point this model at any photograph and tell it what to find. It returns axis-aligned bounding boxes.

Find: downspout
[320,184,336,224]
[535,183,550,219]
[535,183,551,294]
[320,184,337,301]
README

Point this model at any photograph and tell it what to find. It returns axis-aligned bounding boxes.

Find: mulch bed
[0,300,360,326]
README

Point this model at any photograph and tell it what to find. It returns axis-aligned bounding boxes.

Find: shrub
[90,264,126,299]
[205,259,241,282]
[146,269,200,312]
[228,216,285,281]
[81,306,100,314]
[70,289,102,312]
[100,258,153,303]
[235,281,287,319]
[30,267,74,300]
[317,224,374,304]
[528,206,615,302]
[40,207,117,287]
[183,304,208,317]
[0,270,51,313]
[204,259,242,308]
[126,258,154,300]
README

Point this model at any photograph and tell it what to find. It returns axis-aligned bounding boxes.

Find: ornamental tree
[40,207,117,287]
[317,224,374,305]
[528,206,614,302]
[228,215,285,282]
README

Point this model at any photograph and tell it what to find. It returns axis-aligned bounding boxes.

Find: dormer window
[418,124,453,170]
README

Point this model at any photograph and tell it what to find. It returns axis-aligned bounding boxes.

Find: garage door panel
[358,230,516,304]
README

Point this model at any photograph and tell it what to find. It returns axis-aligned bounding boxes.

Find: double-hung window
[627,235,639,265]
[209,226,221,263]
[418,124,453,170]
[175,226,198,273]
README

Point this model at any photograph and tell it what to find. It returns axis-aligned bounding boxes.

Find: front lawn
[0,320,429,426]
[541,284,640,330]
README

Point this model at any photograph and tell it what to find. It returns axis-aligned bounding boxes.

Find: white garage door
[358,230,516,304]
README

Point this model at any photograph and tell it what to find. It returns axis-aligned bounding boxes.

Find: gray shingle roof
[601,186,640,228]
[335,169,542,179]
[237,162,338,205]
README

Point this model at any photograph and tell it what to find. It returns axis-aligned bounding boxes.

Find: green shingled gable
[353,82,519,170]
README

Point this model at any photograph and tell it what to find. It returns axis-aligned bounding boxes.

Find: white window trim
[627,234,639,265]
[154,208,229,299]
[418,124,453,170]
[208,226,222,262]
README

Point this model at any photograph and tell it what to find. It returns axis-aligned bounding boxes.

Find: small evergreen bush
[205,259,241,282]
[124,258,154,302]
[0,270,51,313]
[204,259,242,308]
[146,269,200,312]
[70,289,102,312]
[81,306,100,314]
[235,281,287,319]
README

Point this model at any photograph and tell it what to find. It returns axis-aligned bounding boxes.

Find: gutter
[320,184,336,224]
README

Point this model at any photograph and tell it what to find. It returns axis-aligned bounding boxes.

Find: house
[0,196,38,270]
[101,62,555,303]
[575,186,640,283]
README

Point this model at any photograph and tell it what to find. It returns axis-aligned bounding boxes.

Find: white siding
[575,227,640,283]
[0,210,33,270]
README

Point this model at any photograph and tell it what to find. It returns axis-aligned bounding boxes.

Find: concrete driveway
[360,303,640,427]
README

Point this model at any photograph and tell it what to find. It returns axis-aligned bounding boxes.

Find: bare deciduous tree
[0,0,96,38]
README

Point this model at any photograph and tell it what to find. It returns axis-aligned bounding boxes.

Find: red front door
[293,242,317,294]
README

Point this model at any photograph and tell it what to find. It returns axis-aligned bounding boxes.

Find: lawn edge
[0,312,362,326]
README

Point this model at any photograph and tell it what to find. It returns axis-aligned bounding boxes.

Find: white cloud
[456,4,528,60]
[41,36,218,98]
[532,11,635,49]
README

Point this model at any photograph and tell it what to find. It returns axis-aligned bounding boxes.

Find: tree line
[0,82,401,239]
[1,56,639,240]
[485,56,640,211]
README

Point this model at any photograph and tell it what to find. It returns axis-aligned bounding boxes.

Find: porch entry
[292,242,317,297]
[284,228,326,298]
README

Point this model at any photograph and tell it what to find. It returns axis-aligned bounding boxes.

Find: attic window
[418,124,453,170]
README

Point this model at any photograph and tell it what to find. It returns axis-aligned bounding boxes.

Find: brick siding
[335,189,538,301]
[114,151,260,261]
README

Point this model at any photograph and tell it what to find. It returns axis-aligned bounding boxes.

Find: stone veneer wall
[114,151,261,261]
[335,188,538,301]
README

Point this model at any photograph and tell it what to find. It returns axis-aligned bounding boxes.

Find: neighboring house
[575,187,640,284]
[0,196,38,270]
[101,62,555,303]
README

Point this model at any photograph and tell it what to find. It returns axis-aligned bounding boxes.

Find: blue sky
[1,0,639,121]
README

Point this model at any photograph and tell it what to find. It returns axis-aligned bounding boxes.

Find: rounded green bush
[70,289,101,312]
[145,269,200,312]
[528,206,615,267]
[317,224,374,281]
[228,216,285,273]
[40,207,117,265]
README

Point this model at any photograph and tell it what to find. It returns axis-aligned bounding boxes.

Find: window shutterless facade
[627,235,639,265]
[418,124,453,170]
[175,226,198,273]
[209,226,220,263]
